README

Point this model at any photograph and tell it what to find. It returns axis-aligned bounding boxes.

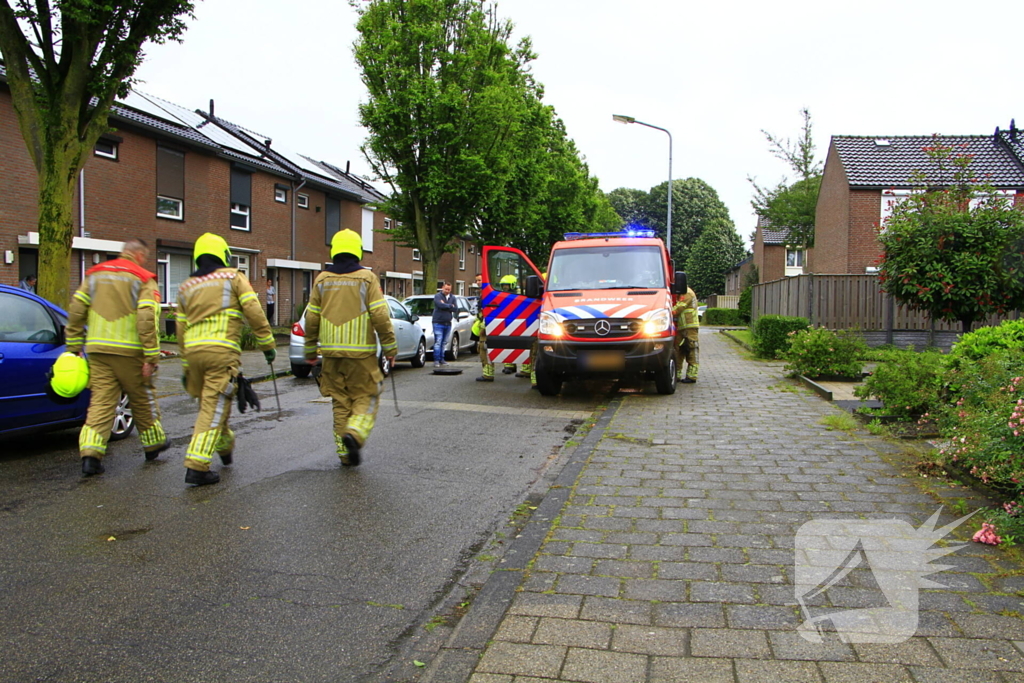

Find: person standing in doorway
[19,274,36,293]
[432,281,456,368]
[265,279,276,326]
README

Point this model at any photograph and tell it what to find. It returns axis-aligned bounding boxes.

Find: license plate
[579,350,625,371]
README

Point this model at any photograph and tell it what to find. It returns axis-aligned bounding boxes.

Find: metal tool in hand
[389,362,401,417]
[268,361,283,421]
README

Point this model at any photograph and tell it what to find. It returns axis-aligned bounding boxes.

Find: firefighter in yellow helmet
[498,274,521,376]
[176,233,275,486]
[304,229,396,466]
[472,274,493,381]
[66,237,169,475]
[673,287,700,383]
[528,271,548,390]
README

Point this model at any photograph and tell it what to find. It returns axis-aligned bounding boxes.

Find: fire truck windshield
[547,245,665,291]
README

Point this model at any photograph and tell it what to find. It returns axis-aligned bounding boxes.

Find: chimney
[264,138,272,148]
[209,99,215,118]
[1012,119,1018,140]
[345,161,351,174]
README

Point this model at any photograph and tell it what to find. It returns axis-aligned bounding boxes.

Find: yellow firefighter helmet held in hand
[47,351,89,403]
[193,233,233,267]
[330,229,363,261]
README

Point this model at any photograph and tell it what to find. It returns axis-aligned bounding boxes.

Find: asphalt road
[0,357,605,683]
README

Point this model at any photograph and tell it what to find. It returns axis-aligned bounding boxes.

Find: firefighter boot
[145,437,171,461]
[341,434,362,467]
[82,456,104,476]
[185,468,220,486]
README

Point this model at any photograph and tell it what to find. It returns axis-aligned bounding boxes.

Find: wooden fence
[707,294,739,309]
[751,274,1020,350]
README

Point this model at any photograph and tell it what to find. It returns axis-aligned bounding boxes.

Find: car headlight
[642,308,672,336]
[539,312,564,337]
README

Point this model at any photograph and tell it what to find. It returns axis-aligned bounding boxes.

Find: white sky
[134,0,1021,244]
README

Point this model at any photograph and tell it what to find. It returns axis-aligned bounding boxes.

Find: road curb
[420,396,623,683]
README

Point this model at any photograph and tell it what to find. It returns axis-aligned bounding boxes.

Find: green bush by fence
[703,308,743,326]
[783,327,865,380]
[752,315,809,359]
[854,347,945,419]
[738,287,752,324]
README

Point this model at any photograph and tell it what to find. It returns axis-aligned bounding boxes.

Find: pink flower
[973,523,1002,546]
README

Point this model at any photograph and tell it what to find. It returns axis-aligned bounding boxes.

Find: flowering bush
[854,348,946,419]
[937,349,1024,496]
[783,327,865,379]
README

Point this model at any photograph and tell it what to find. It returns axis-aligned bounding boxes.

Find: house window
[230,166,252,231]
[459,241,466,270]
[156,146,184,220]
[325,197,341,245]
[361,208,375,252]
[786,249,804,267]
[230,204,250,230]
[157,196,184,220]
[94,139,118,160]
[232,253,250,279]
[384,218,392,230]
[297,193,309,209]
[456,280,465,295]
[412,249,421,261]
[158,252,193,304]
[274,186,288,203]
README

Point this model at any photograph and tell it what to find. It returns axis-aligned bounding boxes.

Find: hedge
[703,308,743,326]
[752,315,809,359]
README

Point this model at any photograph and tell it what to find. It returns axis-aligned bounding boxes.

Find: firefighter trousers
[319,355,383,455]
[676,328,699,380]
[79,352,165,459]
[183,348,238,472]
[478,334,493,378]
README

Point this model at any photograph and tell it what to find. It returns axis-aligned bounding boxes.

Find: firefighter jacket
[304,269,396,360]
[673,288,700,330]
[175,268,274,356]
[66,255,161,362]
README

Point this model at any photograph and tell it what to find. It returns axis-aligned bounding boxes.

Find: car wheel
[410,338,426,368]
[445,333,459,361]
[379,352,392,377]
[108,392,136,441]
[291,363,312,378]
[535,355,562,397]
[654,356,677,395]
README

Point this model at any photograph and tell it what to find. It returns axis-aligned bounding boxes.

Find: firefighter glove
[263,348,276,363]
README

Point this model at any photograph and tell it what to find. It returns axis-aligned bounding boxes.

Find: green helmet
[47,352,89,403]
[330,229,363,260]
[193,233,232,268]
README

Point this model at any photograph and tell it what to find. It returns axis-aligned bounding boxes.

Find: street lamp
[612,114,673,256]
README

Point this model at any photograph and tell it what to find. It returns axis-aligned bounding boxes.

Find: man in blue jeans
[432,281,456,368]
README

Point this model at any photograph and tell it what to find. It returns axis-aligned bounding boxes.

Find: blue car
[0,284,134,440]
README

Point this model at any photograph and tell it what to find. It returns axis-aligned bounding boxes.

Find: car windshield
[403,298,435,317]
[547,245,665,291]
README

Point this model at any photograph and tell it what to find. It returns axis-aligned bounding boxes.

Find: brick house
[723,256,752,296]
[810,125,1024,275]
[749,215,805,286]
[0,77,476,324]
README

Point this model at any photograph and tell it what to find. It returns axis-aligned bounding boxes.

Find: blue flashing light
[563,228,657,241]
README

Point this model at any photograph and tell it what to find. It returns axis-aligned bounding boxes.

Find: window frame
[274,187,288,204]
[230,203,251,231]
[157,195,184,221]
[297,193,310,209]
[412,249,421,261]
[94,139,118,160]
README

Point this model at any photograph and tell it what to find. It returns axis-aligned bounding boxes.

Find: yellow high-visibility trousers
[319,355,382,454]
[79,353,165,459]
[183,348,238,472]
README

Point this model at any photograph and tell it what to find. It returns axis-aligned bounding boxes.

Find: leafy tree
[606,187,647,226]
[878,144,1024,335]
[749,108,822,248]
[353,0,532,289]
[0,0,196,305]
[647,177,734,266]
[684,218,747,299]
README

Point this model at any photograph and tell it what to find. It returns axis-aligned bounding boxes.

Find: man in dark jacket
[432,281,456,367]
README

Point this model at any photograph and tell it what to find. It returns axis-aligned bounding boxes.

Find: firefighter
[176,233,275,486]
[304,229,396,467]
[673,286,700,383]
[527,271,548,389]
[65,238,169,476]
[498,274,520,375]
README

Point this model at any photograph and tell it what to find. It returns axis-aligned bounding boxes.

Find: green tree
[647,177,734,266]
[352,0,532,289]
[684,218,748,299]
[606,187,647,226]
[0,0,196,306]
[878,143,1024,335]
[749,108,822,248]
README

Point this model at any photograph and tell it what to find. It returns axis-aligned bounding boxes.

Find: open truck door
[481,246,544,367]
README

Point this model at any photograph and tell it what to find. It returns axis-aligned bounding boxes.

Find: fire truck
[481,229,687,396]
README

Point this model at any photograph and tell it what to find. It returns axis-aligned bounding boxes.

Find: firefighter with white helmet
[176,233,276,486]
[304,229,396,466]
[65,238,169,475]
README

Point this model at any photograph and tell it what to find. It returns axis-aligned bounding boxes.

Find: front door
[481,246,543,366]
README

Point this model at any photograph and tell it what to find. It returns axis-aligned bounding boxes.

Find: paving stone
[559,647,647,683]
[492,615,538,643]
[650,656,735,682]
[852,639,944,666]
[593,560,655,579]
[509,592,582,619]
[628,545,687,562]
[520,572,558,593]
[906,667,1002,683]
[532,617,612,649]
[928,637,1024,671]
[569,543,629,560]
[656,561,719,581]
[767,631,856,661]
[686,547,747,563]
[611,624,688,656]
[734,659,823,683]
[951,614,1024,640]
[581,517,634,532]
[555,574,621,598]
[622,578,686,602]
[579,596,652,625]
[690,581,757,604]
[467,674,514,683]
[603,532,659,545]
[653,601,727,628]
[533,555,595,575]
[817,661,913,682]
[720,563,787,584]
[690,627,770,658]
[726,604,801,629]
[475,641,567,678]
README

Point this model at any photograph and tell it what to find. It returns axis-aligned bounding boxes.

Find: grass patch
[819,412,859,433]
[729,329,753,347]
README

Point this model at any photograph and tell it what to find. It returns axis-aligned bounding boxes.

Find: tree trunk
[36,155,77,308]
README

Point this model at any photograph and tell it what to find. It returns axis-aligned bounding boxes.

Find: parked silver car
[402,295,476,360]
[289,295,427,377]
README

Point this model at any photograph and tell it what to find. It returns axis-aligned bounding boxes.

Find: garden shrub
[737,287,752,324]
[854,347,946,419]
[703,308,742,326]
[936,349,1024,496]
[783,327,866,379]
[946,319,1024,376]
[752,315,809,359]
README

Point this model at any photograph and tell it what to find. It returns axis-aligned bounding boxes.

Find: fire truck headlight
[642,308,671,336]
[540,313,564,337]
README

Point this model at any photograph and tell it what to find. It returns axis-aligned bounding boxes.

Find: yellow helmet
[47,352,89,402]
[541,271,548,282]
[193,233,232,267]
[500,274,517,285]
[330,229,363,260]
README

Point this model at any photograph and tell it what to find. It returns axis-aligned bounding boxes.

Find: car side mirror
[410,314,419,323]
[525,274,543,298]
[672,271,688,295]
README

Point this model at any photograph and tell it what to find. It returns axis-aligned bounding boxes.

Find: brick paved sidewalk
[464,328,1024,683]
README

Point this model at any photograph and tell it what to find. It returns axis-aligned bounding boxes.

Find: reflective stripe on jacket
[304,269,396,359]
[175,269,274,355]
[673,288,700,330]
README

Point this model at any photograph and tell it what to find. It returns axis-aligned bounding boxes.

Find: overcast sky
[134,0,1021,243]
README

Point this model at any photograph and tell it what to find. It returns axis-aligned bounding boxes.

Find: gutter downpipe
[290,178,306,323]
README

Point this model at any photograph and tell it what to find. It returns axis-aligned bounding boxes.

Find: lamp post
[612,115,673,257]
